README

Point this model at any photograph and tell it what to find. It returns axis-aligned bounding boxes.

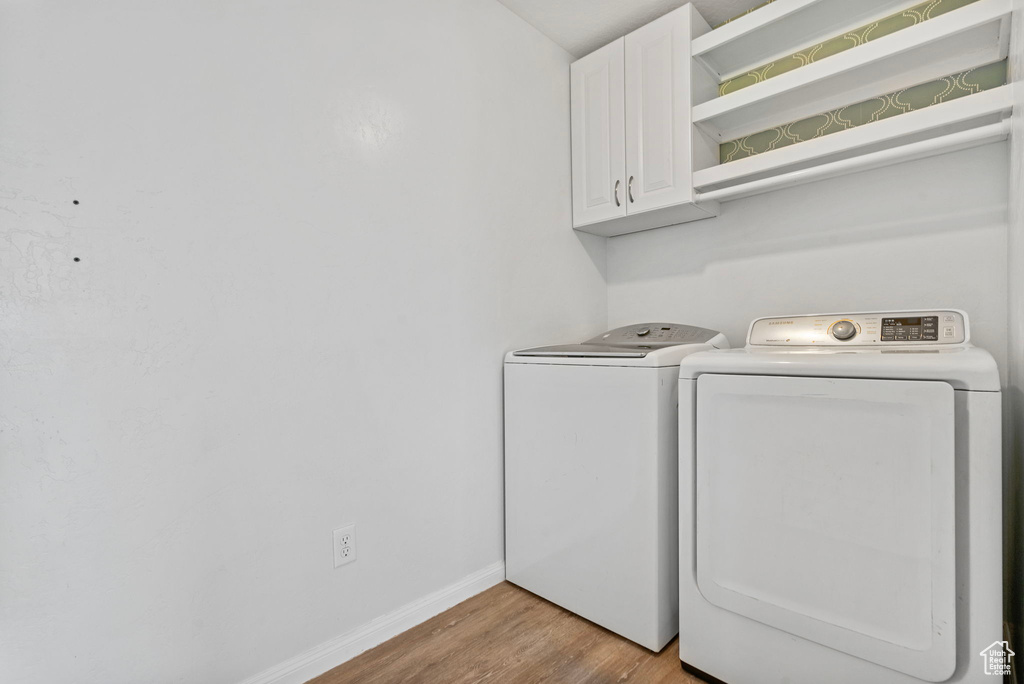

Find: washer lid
[512,343,648,358]
[513,322,721,358]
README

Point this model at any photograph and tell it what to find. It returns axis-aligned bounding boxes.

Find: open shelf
[691,85,1013,196]
[693,0,922,80]
[691,0,1012,142]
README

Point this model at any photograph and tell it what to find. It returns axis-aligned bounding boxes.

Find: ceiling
[496,0,767,57]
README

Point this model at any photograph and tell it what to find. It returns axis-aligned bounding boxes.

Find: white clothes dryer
[677,310,1003,684]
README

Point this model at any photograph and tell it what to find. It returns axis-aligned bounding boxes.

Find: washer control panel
[590,322,719,347]
[748,310,968,346]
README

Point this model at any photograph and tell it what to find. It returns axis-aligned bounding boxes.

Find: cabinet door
[624,7,693,214]
[570,38,626,227]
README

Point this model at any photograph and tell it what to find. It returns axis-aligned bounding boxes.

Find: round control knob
[831,320,857,341]
[636,328,651,336]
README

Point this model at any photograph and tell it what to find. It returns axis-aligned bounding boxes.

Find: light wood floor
[309,581,710,684]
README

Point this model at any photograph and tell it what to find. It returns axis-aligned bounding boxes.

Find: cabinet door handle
[614,180,621,207]
[628,176,635,203]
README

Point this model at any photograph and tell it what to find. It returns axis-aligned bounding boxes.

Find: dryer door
[695,374,956,681]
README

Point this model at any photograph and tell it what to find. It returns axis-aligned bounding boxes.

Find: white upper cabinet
[624,9,691,214]
[570,38,626,227]
[571,5,718,237]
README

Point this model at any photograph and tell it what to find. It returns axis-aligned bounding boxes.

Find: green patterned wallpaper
[719,60,1007,163]
[719,0,981,96]
[714,0,778,28]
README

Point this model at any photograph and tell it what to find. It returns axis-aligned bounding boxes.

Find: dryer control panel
[747,310,968,347]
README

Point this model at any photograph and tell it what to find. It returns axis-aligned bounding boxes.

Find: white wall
[0,2,605,683]
[1006,0,1024,659]
[607,144,1009,379]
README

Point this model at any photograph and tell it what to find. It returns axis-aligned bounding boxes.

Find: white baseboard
[238,561,506,684]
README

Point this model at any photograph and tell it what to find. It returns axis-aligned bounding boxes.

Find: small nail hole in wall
[73,257,80,262]
[73,200,79,205]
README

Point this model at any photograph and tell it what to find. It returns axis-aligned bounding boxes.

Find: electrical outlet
[333,524,356,568]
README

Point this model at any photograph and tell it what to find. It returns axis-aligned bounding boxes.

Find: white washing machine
[504,323,729,651]
[677,310,1003,684]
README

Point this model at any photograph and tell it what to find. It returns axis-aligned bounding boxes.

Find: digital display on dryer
[881,316,938,341]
